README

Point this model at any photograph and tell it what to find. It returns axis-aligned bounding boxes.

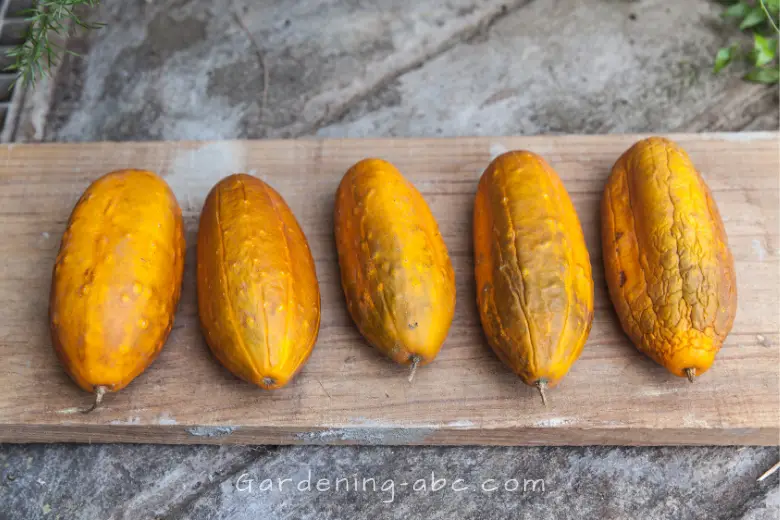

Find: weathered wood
[0,132,777,445]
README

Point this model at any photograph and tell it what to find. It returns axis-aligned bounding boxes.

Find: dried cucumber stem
[408,355,421,383]
[685,368,696,383]
[56,385,107,415]
[536,379,548,406]
[82,386,107,414]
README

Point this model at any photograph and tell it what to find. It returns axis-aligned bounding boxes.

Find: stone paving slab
[21,0,778,142]
[1,444,778,519]
[2,0,778,518]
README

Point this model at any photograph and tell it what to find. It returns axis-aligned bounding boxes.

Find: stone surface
[1,444,778,519]
[3,0,779,518]
[19,0,779,142]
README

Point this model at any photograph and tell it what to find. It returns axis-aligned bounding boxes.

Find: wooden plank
[0,132,777,446]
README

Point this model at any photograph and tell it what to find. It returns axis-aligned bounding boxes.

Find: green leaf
[722,2,750,19]
[764,0,780,13]
[744,65,780,83]
[740,6,768,29]
[751,34,778,66]
[759,0,780,34]
[714,46,735,73]
[5,0,104,88]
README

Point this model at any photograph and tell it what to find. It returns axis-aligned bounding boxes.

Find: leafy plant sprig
[5,0,103,89]
[714,0,780,83]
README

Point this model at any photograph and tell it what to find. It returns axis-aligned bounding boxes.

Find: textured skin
[197,174,320,389]
[474,151,594,387]
[334,159,455,366]
[50,170,185,393]
[601,137,737,378]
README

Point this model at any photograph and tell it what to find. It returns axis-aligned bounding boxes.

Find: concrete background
[3,0,779,518]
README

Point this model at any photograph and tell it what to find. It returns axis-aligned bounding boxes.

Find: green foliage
[714,0,780,84]
[5,1,103,89]
[751,33,778,65]
[744,65,780,81]
[714,45,737,72]
[740,6,769,29]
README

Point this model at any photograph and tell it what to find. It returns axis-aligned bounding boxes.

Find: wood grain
[0,132,777,445]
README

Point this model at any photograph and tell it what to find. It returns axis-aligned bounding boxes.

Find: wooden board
[0,132,777,446]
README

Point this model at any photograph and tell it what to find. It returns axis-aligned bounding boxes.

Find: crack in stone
[283,0,536,138]
[139,449,272,518]
[111,448,272,520]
